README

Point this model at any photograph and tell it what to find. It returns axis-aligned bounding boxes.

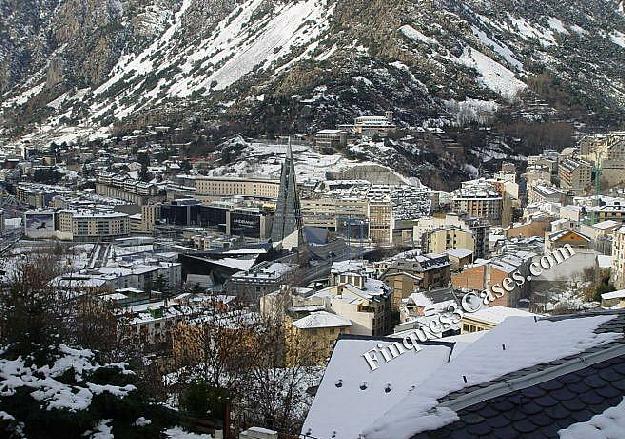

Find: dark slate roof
[412,354,625,439]
[441,310,625,402]
[422,287,463,305]
[411,310,625,439]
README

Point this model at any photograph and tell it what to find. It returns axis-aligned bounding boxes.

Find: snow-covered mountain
[2,0,625,143]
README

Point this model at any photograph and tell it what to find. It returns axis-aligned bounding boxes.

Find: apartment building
[321,260,392,336]
[285,311,352,365]
[376,252,451,308]
[580,132,625,187]
[300,196,369,229]
[15,183,70,208]
[452,251,534,307]
[141,204,161,232]
[24,208,131,242]
[96,172,159,205]
[53,261,182,293]
[56,210,131,242]
[414,213,489,259]
[422,227,476,258]
[527,183,568,205]
[528,150,559,174]
[558,158,592,196]
[588,202,625,222]
[524,165,552,188]
[179,176,280,201]
[314,130,348,149]
[544,229,591,254]
[368,196,394,245]
[452,182,503,225]
[506,215,553,239]
[612,227,625,289]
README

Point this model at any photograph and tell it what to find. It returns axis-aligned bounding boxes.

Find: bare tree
[0,252,69,357]
[238,299,318,434]
[170,289,319,435]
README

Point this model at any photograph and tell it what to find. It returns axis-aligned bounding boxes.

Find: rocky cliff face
[2,0,625,146]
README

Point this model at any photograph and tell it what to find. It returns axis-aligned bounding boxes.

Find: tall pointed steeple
[271,137,305,251]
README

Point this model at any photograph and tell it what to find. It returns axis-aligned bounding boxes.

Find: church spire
[271,137,305,253]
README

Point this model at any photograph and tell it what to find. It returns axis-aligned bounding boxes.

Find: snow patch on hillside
[548,17,569,34]
[610,30,625,48]
[506,15,557,46]
[470,25,523,70]
[457,47,527,99]
[400,25,438,46]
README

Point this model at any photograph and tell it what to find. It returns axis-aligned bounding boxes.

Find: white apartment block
[182,176,280,201]
[452,182,503,225]
[528,184,567,205]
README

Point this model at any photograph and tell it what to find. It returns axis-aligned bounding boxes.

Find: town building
[452,180,503,225]
[601,289,625,308]
[414,213,489,259]
[300,195,369,230]
[24,208,131,242]
[505,215,553,239]
[445,248,474,271]
[348,112,397,137]
[96,172,160,205]
[156,199,274,240]
[612,227,625,289]
[376,251,451,309]
[314,130,348,149]
[286,311,352,365]
[452,250,535,307]
[368,196,394,245]
[580,132,625,187]
[558,158,592,196]
[544,229,591,254]
[178,175,280,202]
[15,183,71,208]
[460,306,536,334]
[528,149,559,174]
[422,227,476,259]
[588,202,625,222]
[527,183,568,205]
[57,210,130,242]
[226,261,298,302]
[523,164,551,188]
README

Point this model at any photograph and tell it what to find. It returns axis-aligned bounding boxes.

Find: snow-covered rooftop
[465,306,536,325]
[363,314,621,439]
[292,311,352,329]
[602,289,625,301]
[302,338,452,439]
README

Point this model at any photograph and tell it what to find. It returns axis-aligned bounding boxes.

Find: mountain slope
[2,0,625,143]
